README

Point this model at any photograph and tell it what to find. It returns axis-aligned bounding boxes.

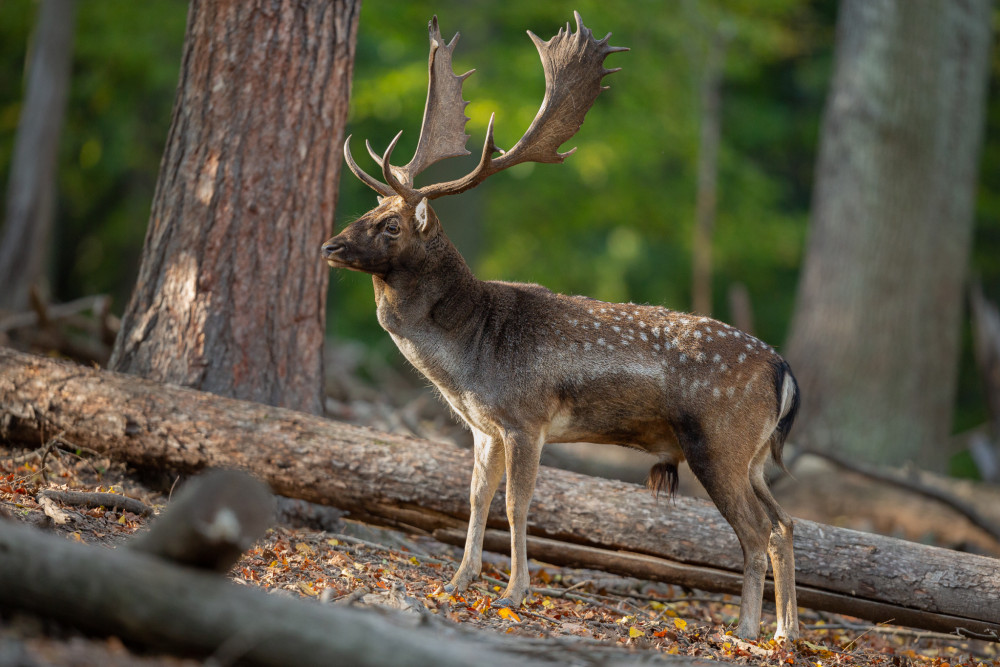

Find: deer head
[323,12,627,273]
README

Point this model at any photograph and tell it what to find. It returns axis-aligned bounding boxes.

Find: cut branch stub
[345,12,627,204]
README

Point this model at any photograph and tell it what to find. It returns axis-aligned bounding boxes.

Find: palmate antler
[344,12,627,204]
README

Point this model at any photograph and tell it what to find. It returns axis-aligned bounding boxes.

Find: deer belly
[546,404,681,456]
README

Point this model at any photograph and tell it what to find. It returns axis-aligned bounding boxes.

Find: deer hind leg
[494,427,543,607]
[447,430,505,593]
[750,444,799,640]
[682,427,772,640]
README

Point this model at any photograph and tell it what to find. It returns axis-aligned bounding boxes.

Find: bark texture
[2,349,999,637]
[785,0,993,468]
[0,0,77,312]
[109,0,360,415]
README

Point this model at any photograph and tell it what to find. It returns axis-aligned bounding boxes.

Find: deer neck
[373,236,483,341]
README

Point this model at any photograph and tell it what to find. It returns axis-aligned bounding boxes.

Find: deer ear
[376,195,385,205]
[415,197,433,234]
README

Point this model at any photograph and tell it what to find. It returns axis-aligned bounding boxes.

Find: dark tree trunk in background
[786,0,993,469]
[110,0,361,415]
[0,0,77,312]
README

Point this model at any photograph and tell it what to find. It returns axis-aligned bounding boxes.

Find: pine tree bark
[0,0,77,312]
[786,0,993,468]
[109,0,360,415]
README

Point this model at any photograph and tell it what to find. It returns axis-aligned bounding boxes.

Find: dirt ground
[2,442,998,666]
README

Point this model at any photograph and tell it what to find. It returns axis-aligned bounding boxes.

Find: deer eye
[383,217,401,236]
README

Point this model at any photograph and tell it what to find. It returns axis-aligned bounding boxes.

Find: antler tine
[344,135,395,198]
[379,131,419,202]
[415,12,627,201]
[392,16,475,186]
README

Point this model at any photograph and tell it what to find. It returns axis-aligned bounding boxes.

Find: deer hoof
[493,597,517,609]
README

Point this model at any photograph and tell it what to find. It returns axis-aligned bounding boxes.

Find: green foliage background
[1,0,998,436]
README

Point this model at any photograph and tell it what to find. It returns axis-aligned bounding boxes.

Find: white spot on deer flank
[680,318,690,325]
[696,352,706,362]
[738,353,746,363]
[594,321,601,329]
[720,363,728,372]
[597,338,606,346]
[713,387,721,398]
[746,343,754,350]
[727,387,736,398]
[584,342,592,351]
[679,354,687,363]
[640,333,648,342]
[652,327,661,338]
[718,330,727,338]
[693,330,702,339]
[612,325,621,333]
[607,344,615,351]
[712,354,721,363]
[639,321,646,328]
[652,343,660,351]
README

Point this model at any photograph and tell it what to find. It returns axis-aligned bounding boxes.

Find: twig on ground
[38,489,152,517]
[334,586,370,606]
[326,531,451,565]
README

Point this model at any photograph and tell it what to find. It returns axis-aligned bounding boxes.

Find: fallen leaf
[673,617,687,630]
[629,626,645,638]
[497,607,521,623]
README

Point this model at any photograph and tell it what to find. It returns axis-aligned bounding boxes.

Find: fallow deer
[322,13,800,641]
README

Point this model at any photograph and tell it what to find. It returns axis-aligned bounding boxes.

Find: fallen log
[0,508,672,666]
[1,347,998,638]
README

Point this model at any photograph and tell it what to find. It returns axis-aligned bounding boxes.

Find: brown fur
[323,196,801,640]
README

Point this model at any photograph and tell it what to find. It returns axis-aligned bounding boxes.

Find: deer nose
[322,240,344,258]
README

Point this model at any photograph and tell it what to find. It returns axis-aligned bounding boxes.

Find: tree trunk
[2,348,999,637]
[109,0,360,415]
[691,27,726,317]
[0,0,77,312]
[785,0,993,469]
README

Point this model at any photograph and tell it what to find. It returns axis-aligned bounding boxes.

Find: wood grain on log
[1,348,998,638]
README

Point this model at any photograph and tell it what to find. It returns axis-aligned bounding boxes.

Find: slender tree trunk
[691,28,725,317]
[786,0,993,469]
[0,0,77,312]
[109,0,361,415]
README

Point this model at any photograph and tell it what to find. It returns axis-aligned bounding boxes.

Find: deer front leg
[495,428,543,607]
[446,430,504,593]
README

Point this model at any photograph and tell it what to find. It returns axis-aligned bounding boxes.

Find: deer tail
[769,358,800,475]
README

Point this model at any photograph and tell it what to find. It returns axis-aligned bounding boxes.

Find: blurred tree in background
[786,0,993,469]
[1,0,999,471]
[0,0,75,312]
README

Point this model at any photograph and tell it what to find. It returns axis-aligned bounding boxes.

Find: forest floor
[2,443,998,667]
